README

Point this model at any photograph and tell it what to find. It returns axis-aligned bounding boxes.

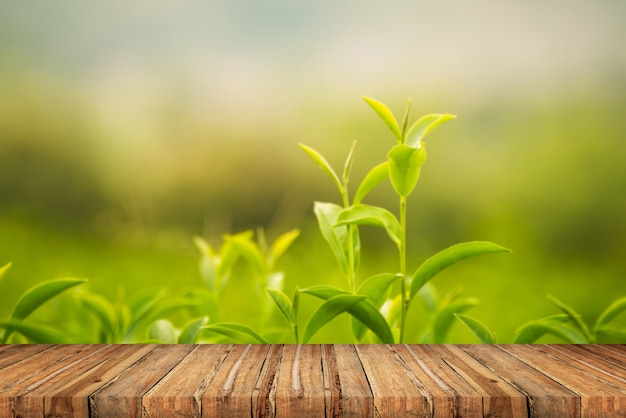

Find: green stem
[294,324,299,344]
[399,195,407,343]
[342,193,356,293]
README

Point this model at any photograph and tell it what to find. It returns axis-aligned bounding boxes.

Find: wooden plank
[545,345,626,388]
[429,345,528,417]
[400,345,483,418]
[355,344,430,417]
[89,344,194,417]
[0,345,102,418]
[44,345,155,417]
[0,344,54,370]
[328,344,373,417]
[252,344,283,418]
[10,345,127,418]
[274,344,326,417]
[501,344,626,417]
[202,344,274,418]
[142,344,233,418]
[579,345,626,368]
[460,344,579,417]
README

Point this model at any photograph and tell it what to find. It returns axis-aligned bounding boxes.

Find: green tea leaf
[595,326,626,343]
[400,98,412,139]
[266,288,295,324]
[0,262,11,282]
[410,241,511,301]
[343,140,357,187]
[513,321,587,344]
[299,143,343,194]
[357,273,402,308]
[0,321,67,344]
[148,319,177,344]
[387,145,426,197]
[593,296,626,332]
[314,202,350,277]
[78,292,118,342]
[354,162,389,205]
[10,278,87,322]
[203,322,269,344]
[362,96,401,142]
[405,114,456,148]
[432,297,479,343]
[303,294,366,343]
[547,294,592,342]
[270,229,300,266]
[454,313,496,344]
[178,316,209,344]
[300,286,394,343]
[225,232,267,277]
[335,204,401,248]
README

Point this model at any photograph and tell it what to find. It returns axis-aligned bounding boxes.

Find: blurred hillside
[1,1,625,339]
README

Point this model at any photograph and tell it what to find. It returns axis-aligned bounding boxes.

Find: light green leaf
[362,95,401,142]
[400,98,412,139]
[513,321,587,344]
[266,288,295,324]
[405,114,456,148]
[343,140,357,187]
[78,292,118,342]
[270,229,300,266]
[203,322,269,344]
[0,262,11,282]
[335,204,401,248]
[387,145,426,197]
[454,313,496,344]
[148,319,177,344]
[0,321,67,344]
[224,232,267,277]
[357,273,402,308]
[178,316,209,344]
[10,278,87,322]
[593,297,626,332]
[547,294,592,342]
[299,143,343,194]
[432,297,479,343]
[314,202,350,277]
[410,241,511,301]
[303,294,366,343]
[354,162,389,205]
[300,286,394,343]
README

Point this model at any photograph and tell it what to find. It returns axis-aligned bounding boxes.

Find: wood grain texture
[1,344,626,417]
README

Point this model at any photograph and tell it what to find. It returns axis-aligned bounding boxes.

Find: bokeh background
[1,0,625,342]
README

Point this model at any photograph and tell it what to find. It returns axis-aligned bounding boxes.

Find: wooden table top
[0,344,625,417]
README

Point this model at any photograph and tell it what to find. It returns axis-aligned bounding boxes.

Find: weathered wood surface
[0,345,625,417]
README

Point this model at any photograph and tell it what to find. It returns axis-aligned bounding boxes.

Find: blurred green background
[1,1,625,342]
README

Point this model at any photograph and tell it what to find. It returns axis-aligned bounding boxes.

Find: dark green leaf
[454,313,496,344]
[335,204,401,248]
[387,145,426,197]
[314,202,350,277]
[203,322,269,344]
[410,241,511,301]
[362,96,401,142]
[405,114,456,148]
[299,143,343,194]
[78,292,118,342]
[303,295,366,343]
[595,326,626,343]
[594,297,626,332]
[300,286,394,343]
[266,288,295,324]
[354,162,389,205]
